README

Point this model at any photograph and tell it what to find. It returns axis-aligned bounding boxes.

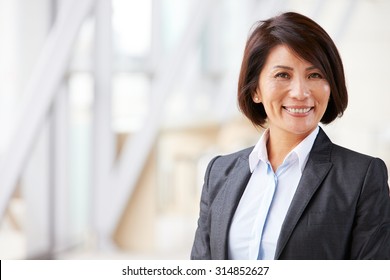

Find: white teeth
[285,107,311,114]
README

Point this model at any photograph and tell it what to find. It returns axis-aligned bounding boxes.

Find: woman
[191,12,390,260]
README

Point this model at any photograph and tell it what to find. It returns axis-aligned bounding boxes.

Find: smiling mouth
[283,106,313,114]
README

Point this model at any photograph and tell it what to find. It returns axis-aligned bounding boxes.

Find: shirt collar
[249,126,319,173]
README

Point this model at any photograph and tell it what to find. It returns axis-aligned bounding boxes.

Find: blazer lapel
[274,128,333,259]
[214,156,251,259]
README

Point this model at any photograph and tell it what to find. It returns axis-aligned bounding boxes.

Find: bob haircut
[237,12,348,126]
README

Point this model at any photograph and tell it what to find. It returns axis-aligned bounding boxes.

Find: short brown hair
[237,12,348,126]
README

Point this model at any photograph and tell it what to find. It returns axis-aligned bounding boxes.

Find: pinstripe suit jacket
[191,128,390,259]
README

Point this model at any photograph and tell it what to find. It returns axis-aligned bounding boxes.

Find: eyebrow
[272,65,318,71]
[273,65,293,70]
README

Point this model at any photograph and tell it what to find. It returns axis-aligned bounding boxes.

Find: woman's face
[254,44,331,139]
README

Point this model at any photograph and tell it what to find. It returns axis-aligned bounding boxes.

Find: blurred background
[0,0,389,259]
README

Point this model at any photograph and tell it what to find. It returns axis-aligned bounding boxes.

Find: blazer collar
[274,127,333,259]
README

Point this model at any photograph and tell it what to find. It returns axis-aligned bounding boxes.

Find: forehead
[264,44,312,68]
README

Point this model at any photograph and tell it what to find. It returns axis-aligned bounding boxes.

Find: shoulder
[314,128,384,165]
[331,143,375,163]
[208,147,253,174]
[215,146,253,164]
[203,147,253,192]
[331,143,388,175]
[315,129,388,175]
[310,128,388,179]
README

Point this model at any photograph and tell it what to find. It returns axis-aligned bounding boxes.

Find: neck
[266,128,313,171]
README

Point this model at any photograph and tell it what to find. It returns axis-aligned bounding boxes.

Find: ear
[253,90,262,103]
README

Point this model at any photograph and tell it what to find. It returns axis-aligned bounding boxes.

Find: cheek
[317,83,331,106]
[323,83,331,95]
[259,82,286,103]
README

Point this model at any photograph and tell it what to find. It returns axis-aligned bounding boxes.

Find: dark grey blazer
[191,128,390,259]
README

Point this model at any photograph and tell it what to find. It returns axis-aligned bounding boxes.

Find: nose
[290,77,309,100]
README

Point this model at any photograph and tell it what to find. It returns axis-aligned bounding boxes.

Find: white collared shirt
[228,127,319,260]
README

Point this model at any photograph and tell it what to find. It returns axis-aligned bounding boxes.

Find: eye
[275,72,290,79]
[308,72,323,79]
